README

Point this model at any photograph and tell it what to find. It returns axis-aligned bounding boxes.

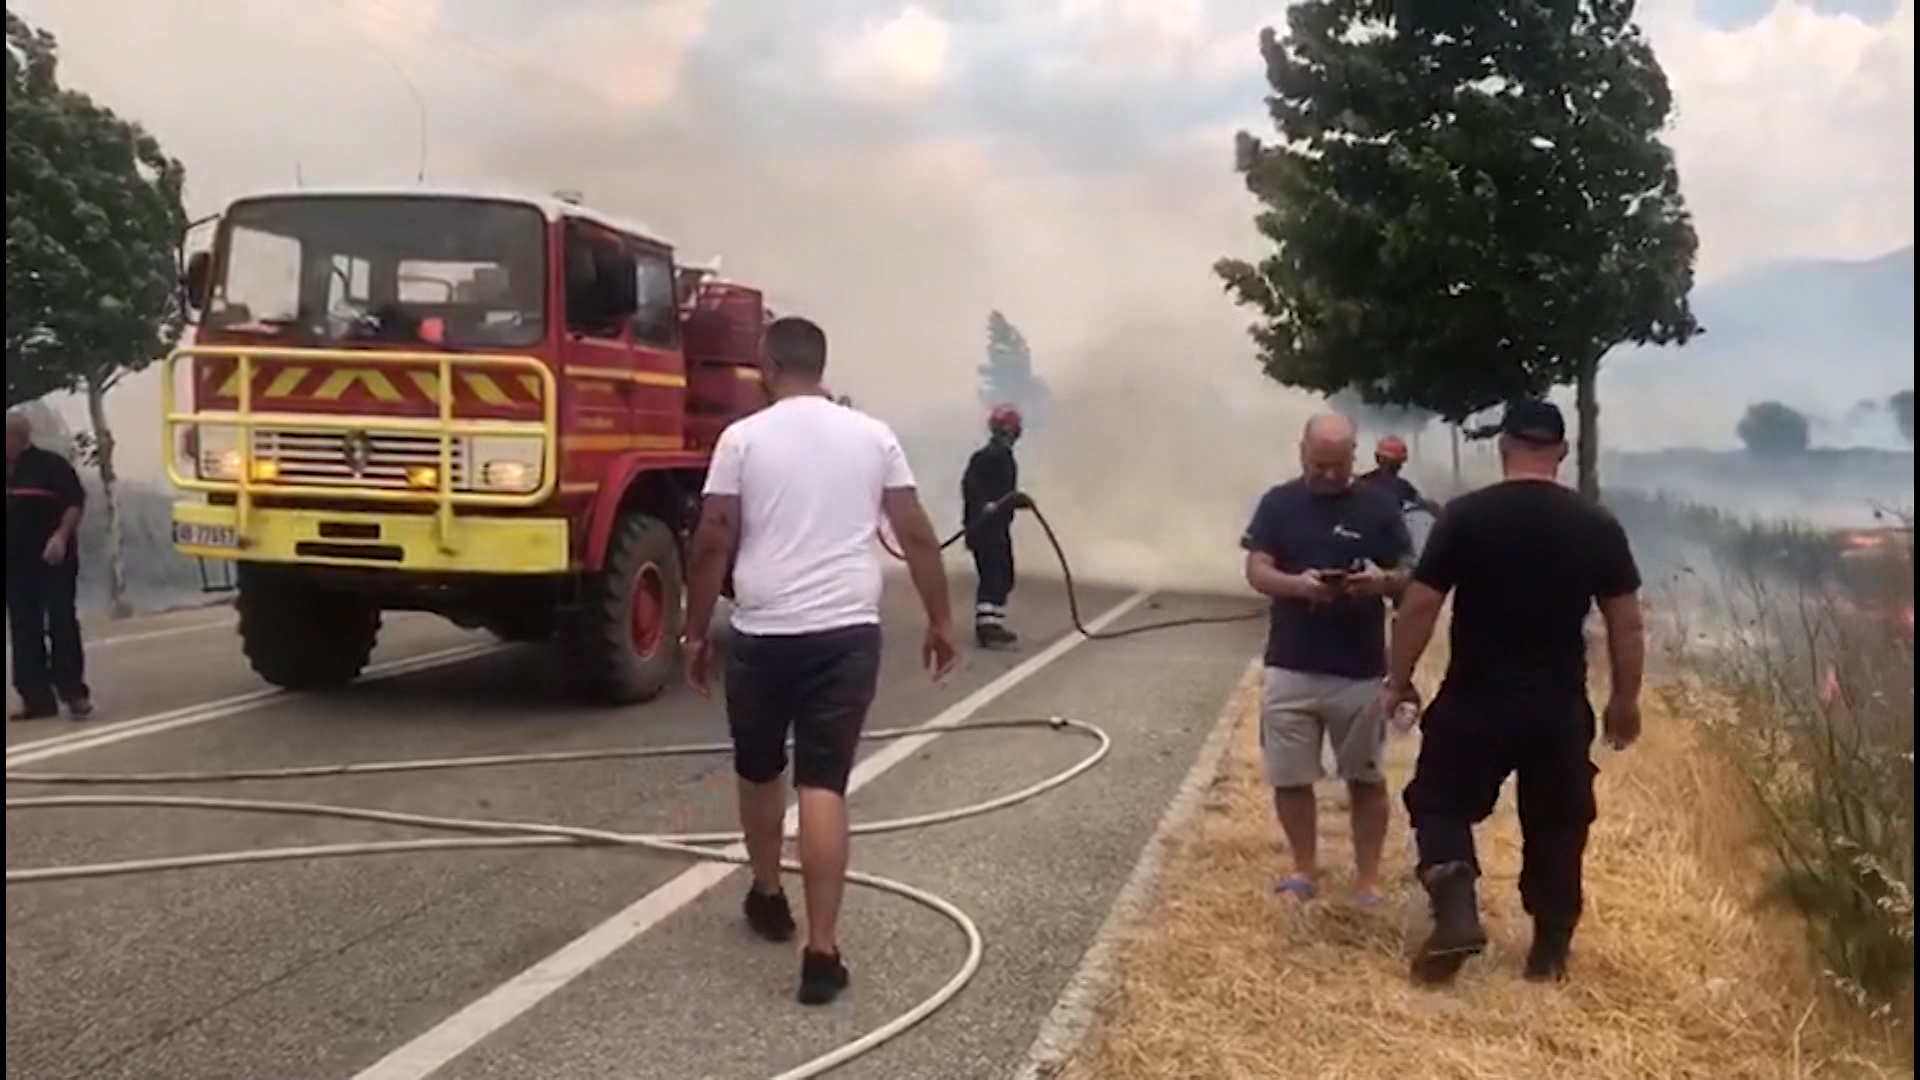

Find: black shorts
[724,622,883,795]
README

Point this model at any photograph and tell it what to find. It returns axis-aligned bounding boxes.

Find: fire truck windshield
[206,195,548,350]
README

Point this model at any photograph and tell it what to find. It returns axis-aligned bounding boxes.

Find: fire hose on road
[7,719,1109,1080]
[878,494,1266,640]
[5,498,1265,1080]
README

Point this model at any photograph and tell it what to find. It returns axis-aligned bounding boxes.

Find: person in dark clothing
[6,410,93,721]
[1357,435,1444,518]
[1381,399,1645,987]
[961,404,1028,649]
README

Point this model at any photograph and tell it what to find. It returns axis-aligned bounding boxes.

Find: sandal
[1273,874,1318,901]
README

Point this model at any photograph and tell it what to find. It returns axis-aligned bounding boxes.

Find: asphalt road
[3,604,483,744]
[6,576,1262,1080]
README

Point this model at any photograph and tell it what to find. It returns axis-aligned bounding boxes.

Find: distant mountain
[1602,245,1915,449]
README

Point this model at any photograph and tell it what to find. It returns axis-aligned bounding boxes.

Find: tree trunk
[82,376,132,619]
[1575,356,1601,500]
[1449,424,1462,489]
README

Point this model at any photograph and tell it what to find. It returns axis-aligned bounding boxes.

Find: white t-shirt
[701,395,917,636]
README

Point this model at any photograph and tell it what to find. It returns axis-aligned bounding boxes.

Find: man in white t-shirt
[682,315,960,1007]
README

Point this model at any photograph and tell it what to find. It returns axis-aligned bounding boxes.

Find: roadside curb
[1008,658,1259,1080]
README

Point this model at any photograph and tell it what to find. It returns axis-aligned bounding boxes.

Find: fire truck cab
[169,188,774,704]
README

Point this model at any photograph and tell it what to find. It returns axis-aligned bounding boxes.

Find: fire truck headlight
[468,435,543,493]
[195,427,242,481]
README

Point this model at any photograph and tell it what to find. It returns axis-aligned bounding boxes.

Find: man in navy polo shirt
[1241,412,1413,905]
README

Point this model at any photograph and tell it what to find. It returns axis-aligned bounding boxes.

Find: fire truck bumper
[170,501,572,575]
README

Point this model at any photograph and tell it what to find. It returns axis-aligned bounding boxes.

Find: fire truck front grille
[251,428,469,490]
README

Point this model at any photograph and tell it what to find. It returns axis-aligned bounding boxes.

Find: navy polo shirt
[1240,478,1412,679]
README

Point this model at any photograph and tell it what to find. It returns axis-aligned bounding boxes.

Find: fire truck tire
[235,566,381,691]
[570,512,684,705]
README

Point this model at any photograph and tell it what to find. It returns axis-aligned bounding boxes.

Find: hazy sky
[14,0,1916,476]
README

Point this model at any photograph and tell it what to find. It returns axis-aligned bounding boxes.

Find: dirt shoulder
[1057,665,1910,1080]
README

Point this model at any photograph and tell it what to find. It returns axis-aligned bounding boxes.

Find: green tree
[7,10,189,616]
[1736,400,1811,456]
[1889,388,1913,444]
[978,310,1050,428]
[1215,0,1701,498]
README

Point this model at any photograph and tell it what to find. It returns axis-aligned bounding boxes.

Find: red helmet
[988,404,1024,434]
[1375,435,1410,464]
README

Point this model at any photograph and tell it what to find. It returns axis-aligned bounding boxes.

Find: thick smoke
[1009,318,1320,596]
[16,0,1914,619]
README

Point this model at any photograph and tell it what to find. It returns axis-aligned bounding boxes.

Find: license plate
[174,522,239,549]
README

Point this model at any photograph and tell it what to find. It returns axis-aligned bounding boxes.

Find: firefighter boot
[1411,861,1488,986]
[1523,921,1575,983]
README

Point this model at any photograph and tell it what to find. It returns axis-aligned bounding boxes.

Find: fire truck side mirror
[183,251,213,311]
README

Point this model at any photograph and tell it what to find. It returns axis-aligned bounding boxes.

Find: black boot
[1411,861,1488,986]
[1523,922,1574,983]
[975,622,1019,649]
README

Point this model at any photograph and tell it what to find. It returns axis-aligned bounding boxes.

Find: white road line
[349,590,1154,1080]
[84,614,236,649]
[4,643,499,768]
[4,613,233,657]
[1011,659,1257,1080]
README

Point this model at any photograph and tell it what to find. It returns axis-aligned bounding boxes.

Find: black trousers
[724,623,882,795]
[1401,686,1598,929]
[968,529,1015,615]
[6,563,89,710]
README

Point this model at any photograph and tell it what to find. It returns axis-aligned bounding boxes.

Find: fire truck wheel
[235,566,380,691]
[571,512,685,705]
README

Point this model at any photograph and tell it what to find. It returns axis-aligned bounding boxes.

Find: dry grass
[1061,651,1913,1080]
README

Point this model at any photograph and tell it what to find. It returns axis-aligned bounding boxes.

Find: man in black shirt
[1242,413,1414,904]
[5,410,93,721]
[961,404,1028,649]
[1382,400,1645,985]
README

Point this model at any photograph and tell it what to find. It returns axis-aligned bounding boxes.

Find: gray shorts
[1260,667,1387,788]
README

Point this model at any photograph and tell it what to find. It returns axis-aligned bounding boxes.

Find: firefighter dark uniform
[6,434,92,720]
[962,405,1023,649]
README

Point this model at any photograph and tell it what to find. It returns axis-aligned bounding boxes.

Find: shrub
[1634,497,1915,1027]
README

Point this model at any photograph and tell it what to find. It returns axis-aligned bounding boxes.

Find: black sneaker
[64,697,95,721]
[743,887,796,943]
[9,703,58,722]
[797,949,850,1006]
[974,623,1019,650]
[1523,924,1573,983]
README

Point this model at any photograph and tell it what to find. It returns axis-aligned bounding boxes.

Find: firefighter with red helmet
[962,405,1028,649]
[1358,435,1443,518]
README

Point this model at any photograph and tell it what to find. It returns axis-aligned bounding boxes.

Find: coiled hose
[8,719,1115,1080]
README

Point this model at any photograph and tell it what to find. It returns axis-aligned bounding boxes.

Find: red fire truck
[168,188,773,704]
